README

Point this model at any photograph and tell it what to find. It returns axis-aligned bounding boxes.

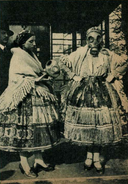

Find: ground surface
[0,139,128,184]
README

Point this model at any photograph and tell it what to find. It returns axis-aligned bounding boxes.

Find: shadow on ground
[42,139,128,166]
[0,151,19,169]
[35,182,52,184]
[0,170,15,180]
[0,138,128,169]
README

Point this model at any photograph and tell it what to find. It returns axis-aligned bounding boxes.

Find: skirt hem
[64,138,122,147]
[0,141,59,152]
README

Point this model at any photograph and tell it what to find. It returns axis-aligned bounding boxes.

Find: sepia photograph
[0,0,128,183]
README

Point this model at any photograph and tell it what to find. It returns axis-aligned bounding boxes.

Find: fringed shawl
[0,47,56,112]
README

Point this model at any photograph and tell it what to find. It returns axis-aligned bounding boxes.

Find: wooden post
[72,31,77,51]
[50,24,53,60]
[105,15,109,49]
[81,31,86,46]
[122,1,128,54]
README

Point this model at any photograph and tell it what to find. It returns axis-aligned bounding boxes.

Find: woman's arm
[58,55,83,81]
[110,53,128,79]
[106,51,128,82]
[59,55,76,79]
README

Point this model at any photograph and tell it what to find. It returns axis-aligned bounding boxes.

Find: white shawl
[0,47,55,112]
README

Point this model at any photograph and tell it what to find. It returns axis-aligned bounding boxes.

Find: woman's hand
[60,55,72,68]
[35,74,46,82]
[35,74,53,82]
[106,74,114,82]
[73,75,83,82]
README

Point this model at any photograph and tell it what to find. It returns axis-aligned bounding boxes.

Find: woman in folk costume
[0,30,59,178]
[59,27,128,174]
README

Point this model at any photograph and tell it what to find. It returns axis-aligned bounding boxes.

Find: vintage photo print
[0,0,128,183]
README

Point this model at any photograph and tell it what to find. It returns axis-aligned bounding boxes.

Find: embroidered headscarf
[15,30,34,47]
[86,27,102,37]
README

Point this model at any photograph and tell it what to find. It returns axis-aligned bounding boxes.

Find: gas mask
[45,60,60,78]
[86,27,103,57]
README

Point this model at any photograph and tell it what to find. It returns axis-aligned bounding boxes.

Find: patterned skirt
[63,76,128,146]
[0,92,59,152]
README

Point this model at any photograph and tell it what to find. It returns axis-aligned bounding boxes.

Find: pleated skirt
[0,92,59,152]
[64,77,127,146]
